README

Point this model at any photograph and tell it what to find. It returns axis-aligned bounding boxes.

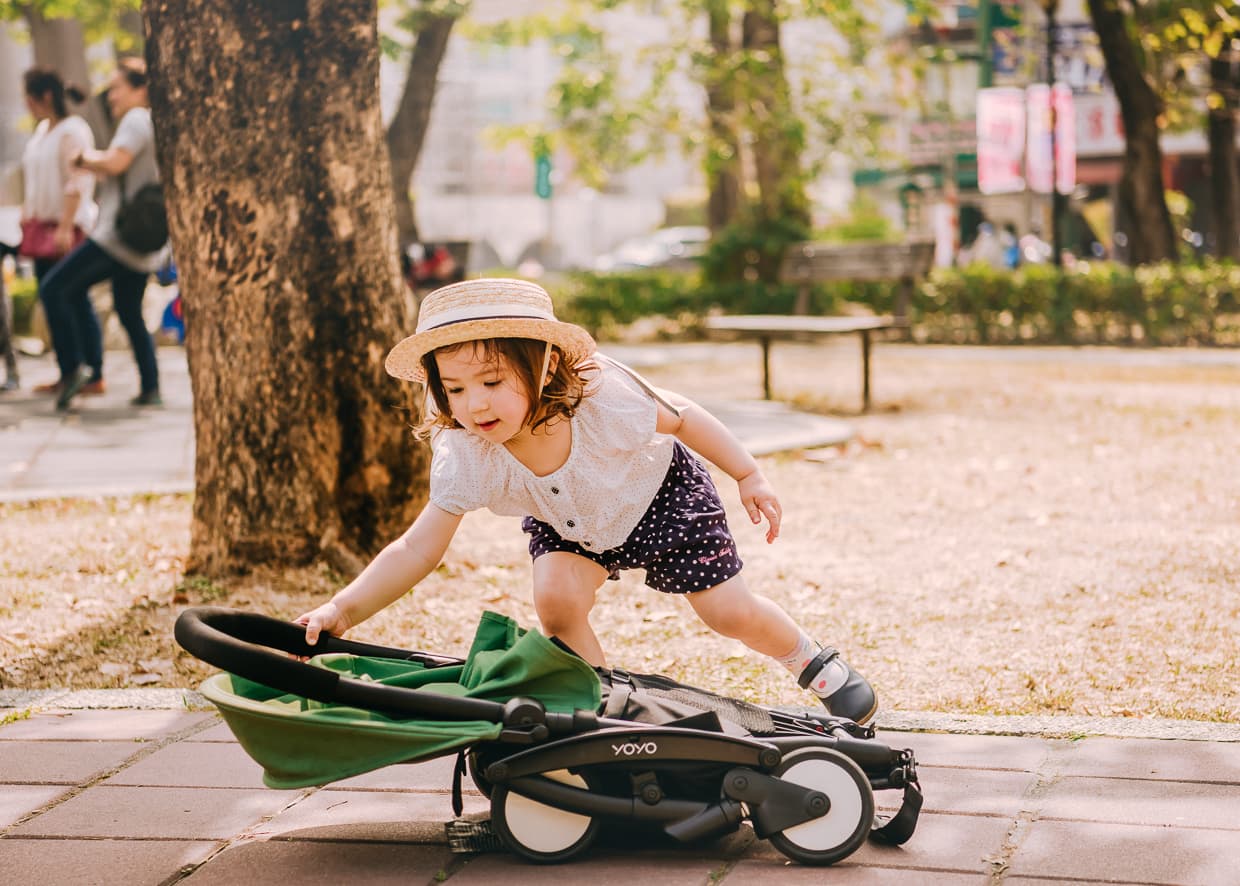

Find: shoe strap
[796,645,840,690]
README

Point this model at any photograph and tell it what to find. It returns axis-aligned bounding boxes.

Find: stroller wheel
[766,748,874,866]
[490,769,600,864]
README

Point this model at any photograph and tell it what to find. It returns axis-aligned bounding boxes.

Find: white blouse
[429,357,675,551]
[21,116,97,229]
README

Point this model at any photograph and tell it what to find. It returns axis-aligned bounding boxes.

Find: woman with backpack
[42,57,169,411]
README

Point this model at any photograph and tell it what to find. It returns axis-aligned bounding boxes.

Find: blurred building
[2,4,914,270]
[384,0,701,271]
[858,0,1236,264]
[0,25,29,244]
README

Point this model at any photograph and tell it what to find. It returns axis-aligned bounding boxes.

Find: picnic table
[704,240,934,412]
[703,314,901,410]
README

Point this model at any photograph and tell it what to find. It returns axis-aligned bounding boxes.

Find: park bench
[704,239,935,411]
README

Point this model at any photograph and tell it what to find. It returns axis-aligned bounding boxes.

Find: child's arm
[298,503,463,645]
[654,391,782,543]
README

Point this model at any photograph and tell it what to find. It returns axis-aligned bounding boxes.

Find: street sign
[1026,83,1075,195]
[976,87,1026,195]
[534,153,552,200]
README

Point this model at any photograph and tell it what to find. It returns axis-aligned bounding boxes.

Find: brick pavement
[4,341,1240,882]
[2,693,1238,885]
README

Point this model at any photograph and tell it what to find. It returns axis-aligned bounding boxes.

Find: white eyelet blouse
[428,358,675,551]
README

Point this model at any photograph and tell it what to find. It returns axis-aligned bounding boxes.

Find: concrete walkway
[1,691,1238,885]
[0,345,850,501]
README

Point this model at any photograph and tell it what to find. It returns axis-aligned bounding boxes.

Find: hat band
[426,313,554,330]
[419,310,560,336]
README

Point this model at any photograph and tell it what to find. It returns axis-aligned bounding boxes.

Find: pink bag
[19,218,84,260]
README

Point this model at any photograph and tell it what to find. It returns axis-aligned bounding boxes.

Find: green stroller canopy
[199,611,602,789]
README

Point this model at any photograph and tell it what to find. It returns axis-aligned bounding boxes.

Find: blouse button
[551,486,560,494]
[566,520,575,528]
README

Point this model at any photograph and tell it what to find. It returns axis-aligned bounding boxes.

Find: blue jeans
[35,254,103,382]
[40,239,158,394]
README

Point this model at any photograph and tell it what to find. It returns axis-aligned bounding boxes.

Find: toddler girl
[298,278,877,723]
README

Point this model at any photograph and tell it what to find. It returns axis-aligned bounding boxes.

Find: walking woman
[42,57,168,410]
[20,67,101,396]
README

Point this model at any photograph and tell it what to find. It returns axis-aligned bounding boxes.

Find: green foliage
[472,1,892,201]
[698,213,811,285]
[816,196,899,244]
[552,260,1240,347]
[0,0,142,51]
[916,259,1240,345]
[550,270,709,339]
[382,1,470,60]
[175,574,228,603]
[1130,1,1240,132]
[0,708,33,727]
[473,5,680,188]
[550,268,845,337]
[7,275,39,336]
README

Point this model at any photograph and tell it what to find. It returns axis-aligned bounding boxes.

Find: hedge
[549,261,1240,347]
[5,276,39,335]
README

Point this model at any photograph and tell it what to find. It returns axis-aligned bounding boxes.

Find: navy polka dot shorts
[521,442,744,594]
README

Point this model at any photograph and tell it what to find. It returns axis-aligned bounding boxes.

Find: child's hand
[737,470,781,543]
[296,601,352,649]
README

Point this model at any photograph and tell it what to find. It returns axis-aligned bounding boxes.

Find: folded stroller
[175,607,921,866]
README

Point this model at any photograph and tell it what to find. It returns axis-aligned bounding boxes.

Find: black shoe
[130,390,163,407]
[55,367,91,411]
[0,377,17,393]
[798,647,878,725]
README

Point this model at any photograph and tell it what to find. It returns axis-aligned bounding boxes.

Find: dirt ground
[2,342,1238,723]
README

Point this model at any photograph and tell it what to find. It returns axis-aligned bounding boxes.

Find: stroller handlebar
[174,606,509,723]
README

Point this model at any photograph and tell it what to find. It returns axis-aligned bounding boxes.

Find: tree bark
[144,0,426,574]
[20,6,110,142]
[704,0,741,235]
[1208,54,1240,261]
[740,0,808,231]
[1085,0,1177,264]
[386,12,456,250]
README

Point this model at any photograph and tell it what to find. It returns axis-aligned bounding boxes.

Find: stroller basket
[176,606,921,866]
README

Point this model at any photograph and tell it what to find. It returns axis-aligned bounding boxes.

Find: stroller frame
[175,606,921,866]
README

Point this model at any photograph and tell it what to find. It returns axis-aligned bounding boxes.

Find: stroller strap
[451,750,468,818]
[602,678,633,719]
[870,778,923,846]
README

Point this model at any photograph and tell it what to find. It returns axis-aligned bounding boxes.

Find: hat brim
[385,317,597,382]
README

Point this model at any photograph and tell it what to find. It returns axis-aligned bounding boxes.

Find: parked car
[593,225,710,272]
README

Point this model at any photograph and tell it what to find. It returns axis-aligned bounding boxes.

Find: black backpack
[116,174,168,254]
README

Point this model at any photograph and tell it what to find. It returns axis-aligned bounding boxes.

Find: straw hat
[385,278,596,383]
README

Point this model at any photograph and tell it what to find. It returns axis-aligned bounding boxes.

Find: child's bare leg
[532,551,609,666]
[683,574,800,656]
[687,574,878,724]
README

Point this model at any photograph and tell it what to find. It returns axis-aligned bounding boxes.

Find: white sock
[774,633,848,697]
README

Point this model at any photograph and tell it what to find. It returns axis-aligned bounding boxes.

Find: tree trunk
[1085,0,1177,264]
[20,7,110,142]
[386,13,456,250]
[741,0,808,230]
[704,0,741,235]
[144,0,426,574]
[740,0,809,283]
[1208,54,1240,261]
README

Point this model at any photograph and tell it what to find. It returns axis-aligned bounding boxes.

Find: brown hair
[416,338,593,438]
[23,67,86,118]
[117,56,149,90]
